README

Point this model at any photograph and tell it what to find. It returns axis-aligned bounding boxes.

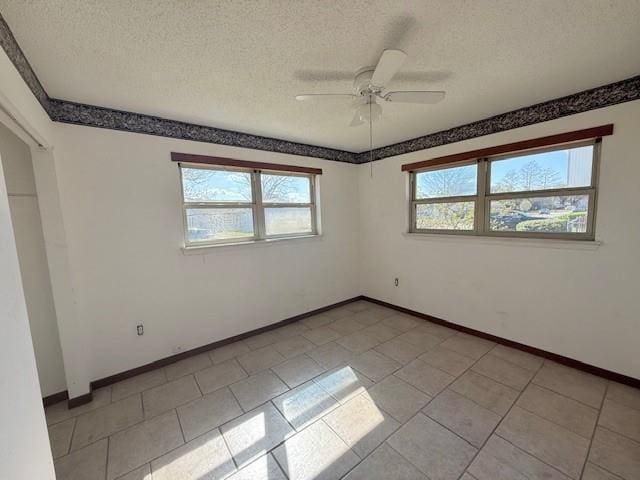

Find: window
[413,162,478,232]
[178,160,319,246]
[409,139,601,240]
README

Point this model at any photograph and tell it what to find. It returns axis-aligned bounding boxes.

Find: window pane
[415,164,477,199]
[261,174,311,203]
[182,168,252,202]
[490,145,593,193]
[186,208,254,242]
[489,195,589,233]
[415,202,475,230]
[265,207,312,235]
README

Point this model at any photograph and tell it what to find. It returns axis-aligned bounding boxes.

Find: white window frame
[409,139,601,240]
[180,163,319,247]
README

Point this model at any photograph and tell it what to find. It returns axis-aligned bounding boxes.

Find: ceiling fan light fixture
[357,101,382,123]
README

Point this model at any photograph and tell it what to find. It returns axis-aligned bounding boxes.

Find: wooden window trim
[401,124,613,172]
[171,152,322,175]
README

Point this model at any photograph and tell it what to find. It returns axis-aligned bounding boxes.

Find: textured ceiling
[1,1,639,152]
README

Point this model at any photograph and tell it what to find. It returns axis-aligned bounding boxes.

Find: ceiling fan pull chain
[369,100,373,178]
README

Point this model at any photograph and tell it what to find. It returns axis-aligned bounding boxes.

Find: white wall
[0,156,56,480]
[358,100,640,380]
[52,124,361,382]
[0,123,66,397]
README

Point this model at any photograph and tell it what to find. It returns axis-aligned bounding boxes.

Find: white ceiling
[2,1,639,152]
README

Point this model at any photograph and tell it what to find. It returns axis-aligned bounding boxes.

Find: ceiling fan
[295,49,446,127]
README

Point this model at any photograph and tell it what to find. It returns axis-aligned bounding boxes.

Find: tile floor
[46,300,640,480]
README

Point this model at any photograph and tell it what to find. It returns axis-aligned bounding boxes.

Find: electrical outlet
[136,324,144,336]
[394,277,399,287]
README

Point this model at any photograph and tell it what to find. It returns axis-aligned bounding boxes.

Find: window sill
[181,234,323,254]
[402,232,602,250]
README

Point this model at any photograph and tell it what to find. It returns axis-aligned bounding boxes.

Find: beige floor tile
[116,464,152,480]
[532,362,607,408]
[419,322,458,340]
[351,310,384,326]
[243,330,280,350]
[472,354,535,391]
[599,399,640,442]
[517,384,598,438]
[273,380,340,430]
[424,389,501,448]
[397,328,443,351]
[606,382,640,411]
[440,334,495,360]
[164,353,212,381]
[381,314,421,332]
[375,338,425,364]
[496,406,590,479]
[54,438,108,480]
[329,316,367,334]
[48,417,75,459]
[194,358,247,394]
[302,325,342,345]
[229,370,289,411]
[209,341,250,364]
[387,413,477,480]
[45,386,112,426]
[324,305,357,320]
[150,428,236,480]
[336,331,380,353]
[582,462,625,479]
[490,344,544,372]
[468,435,571,480]
[345,300,374,313]
[314,365,374,404]
[450,370,519,416]
[589,427,640,480]
[307,342,354,369]
[365,305,400,320]
[350,349,401,382]
[272,322,309,340]
[71,394,143,451]
[418,345,475,377]
[237,345,286,374]
[395,358,455,396]
[300,312,334,329]
[363,323,403,342]
[368,375,430,423]
[111,369,167,402]
[177,387,243,441]
[343,443,428,480]
[56,302,640,480]
[273,420,360,480]
[142,375,201,419]
[324,393,400,458]
[107,411,184,480]
[226,454,286,480]
[271,353,325,388]
[221,402,294,468]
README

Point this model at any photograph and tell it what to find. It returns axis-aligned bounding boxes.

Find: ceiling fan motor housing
[354,67,382,97]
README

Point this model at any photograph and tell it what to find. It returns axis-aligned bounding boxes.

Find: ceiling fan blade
[349,111,364,127]
[370,49,407,88]
[384,90,446,104]
[295,94,356,101]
